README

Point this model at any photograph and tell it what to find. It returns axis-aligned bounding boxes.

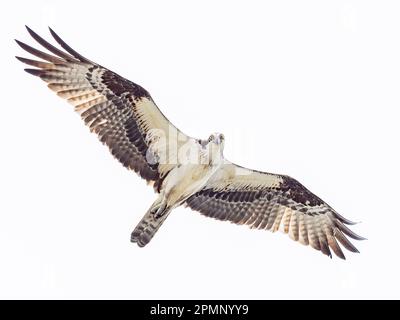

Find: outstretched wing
[186,161,365,259]
[16,26,190,191]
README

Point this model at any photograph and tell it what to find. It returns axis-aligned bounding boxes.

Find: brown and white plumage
[16,26,189,191]
[186,162,364,259]
[16,26,365,259]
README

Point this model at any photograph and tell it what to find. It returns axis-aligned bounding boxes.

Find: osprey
[16,26,365,259]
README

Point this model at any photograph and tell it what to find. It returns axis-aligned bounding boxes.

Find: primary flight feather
[16,26,365,259]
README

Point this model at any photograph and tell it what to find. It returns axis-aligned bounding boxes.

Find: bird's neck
[208,145,224,166]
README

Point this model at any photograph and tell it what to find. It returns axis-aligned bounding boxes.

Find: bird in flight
[16,26,365,259]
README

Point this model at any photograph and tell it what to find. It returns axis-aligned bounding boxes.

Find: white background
[1,0,399,299]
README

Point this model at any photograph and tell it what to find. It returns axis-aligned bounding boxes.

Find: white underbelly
[162,164,219,207]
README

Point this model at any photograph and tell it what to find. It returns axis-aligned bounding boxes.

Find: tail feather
[131,203,171,247]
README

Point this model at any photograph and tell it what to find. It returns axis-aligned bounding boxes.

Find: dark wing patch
[101,70,151,99]
[16,26,162,186]
[279,176,324,206]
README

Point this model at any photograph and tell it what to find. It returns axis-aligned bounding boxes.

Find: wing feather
[186,161,365,259]
[16,26,191,189]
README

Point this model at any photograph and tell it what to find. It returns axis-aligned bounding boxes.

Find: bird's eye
[220,134,225,141]
[208,136,213,142]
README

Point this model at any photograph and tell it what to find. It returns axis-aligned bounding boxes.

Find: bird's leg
[149,189,169,218]
[149,199,162,215]
[153,200,168,218]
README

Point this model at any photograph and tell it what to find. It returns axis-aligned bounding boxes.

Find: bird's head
[208,132,225,148]
[197,133,225,164]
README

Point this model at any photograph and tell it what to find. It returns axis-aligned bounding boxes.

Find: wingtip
[332,211,359,225]
[46,27,91,63]
[336,251,346,260]
[24,68,42,76]
[48,27,61,44]
[14,39,28,50]
[15,39,30,50]
[351,232,367,241]
[341,218,358,226]
[48,26,57,38]
[25,25,39,38]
